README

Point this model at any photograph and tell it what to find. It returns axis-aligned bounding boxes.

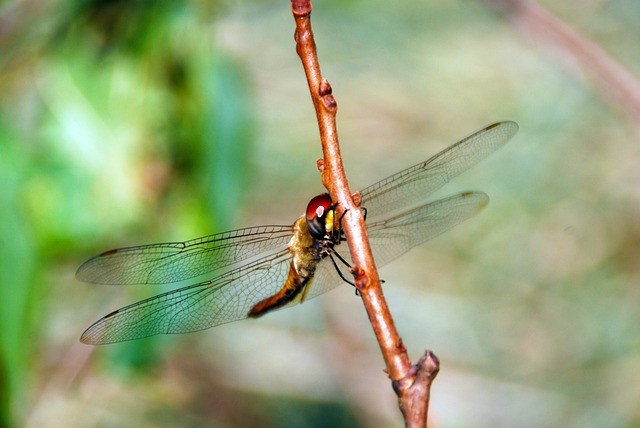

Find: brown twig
[290,1,439,426]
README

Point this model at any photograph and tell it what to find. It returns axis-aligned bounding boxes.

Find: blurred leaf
[0,122,38,428]
[203,49,255,229]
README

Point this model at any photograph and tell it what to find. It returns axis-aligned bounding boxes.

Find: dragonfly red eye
[306,193,333,240]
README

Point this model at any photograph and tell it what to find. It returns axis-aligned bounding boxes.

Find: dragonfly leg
[329,252,355,287]
[329,248,390,295]
[337,207,367,227]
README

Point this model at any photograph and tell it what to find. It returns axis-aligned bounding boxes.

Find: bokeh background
[1,0,639,426]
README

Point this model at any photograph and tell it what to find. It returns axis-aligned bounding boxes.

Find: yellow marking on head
[324,208,335,235]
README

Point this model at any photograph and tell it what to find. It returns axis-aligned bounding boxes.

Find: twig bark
[290,1,439,426]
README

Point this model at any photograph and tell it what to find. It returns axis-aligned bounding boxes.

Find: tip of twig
[392,350,440,395]
[418,350,440,378]
[291,0,312,16]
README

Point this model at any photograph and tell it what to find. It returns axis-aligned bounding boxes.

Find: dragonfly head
[306,193,335,240]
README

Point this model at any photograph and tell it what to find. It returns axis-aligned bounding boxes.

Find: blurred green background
[1,0,639,426]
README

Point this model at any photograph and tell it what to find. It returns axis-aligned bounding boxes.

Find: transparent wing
[80,249,293,344]
[79,123,515,343]
[302,191,490,300]
[80,193,491,344]
[359,121,517,220]
[367,191,489,268]
[76,123,516,287]
[76,225,294,285]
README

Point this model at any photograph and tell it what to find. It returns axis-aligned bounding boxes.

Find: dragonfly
[77,121,518,344]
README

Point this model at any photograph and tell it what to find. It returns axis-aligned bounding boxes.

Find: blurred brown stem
[485,0,640,132]
[290,1,439,426]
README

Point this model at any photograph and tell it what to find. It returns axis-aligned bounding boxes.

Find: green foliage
[1,0,255,424]
[0,122,37,428]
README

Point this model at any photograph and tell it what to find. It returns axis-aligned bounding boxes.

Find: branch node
[319,79,333,95]
[351,266,369,290]
[392,351,440,425]
[322,94,337,110]
[351,191,362,207]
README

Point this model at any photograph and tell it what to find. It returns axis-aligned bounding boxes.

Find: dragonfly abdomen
[247,261,313,317]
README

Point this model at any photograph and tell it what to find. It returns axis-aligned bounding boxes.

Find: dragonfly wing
[80,249,293,344]
[359,121,517,220]
[367,191,489,268]
[76,225,294,285]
